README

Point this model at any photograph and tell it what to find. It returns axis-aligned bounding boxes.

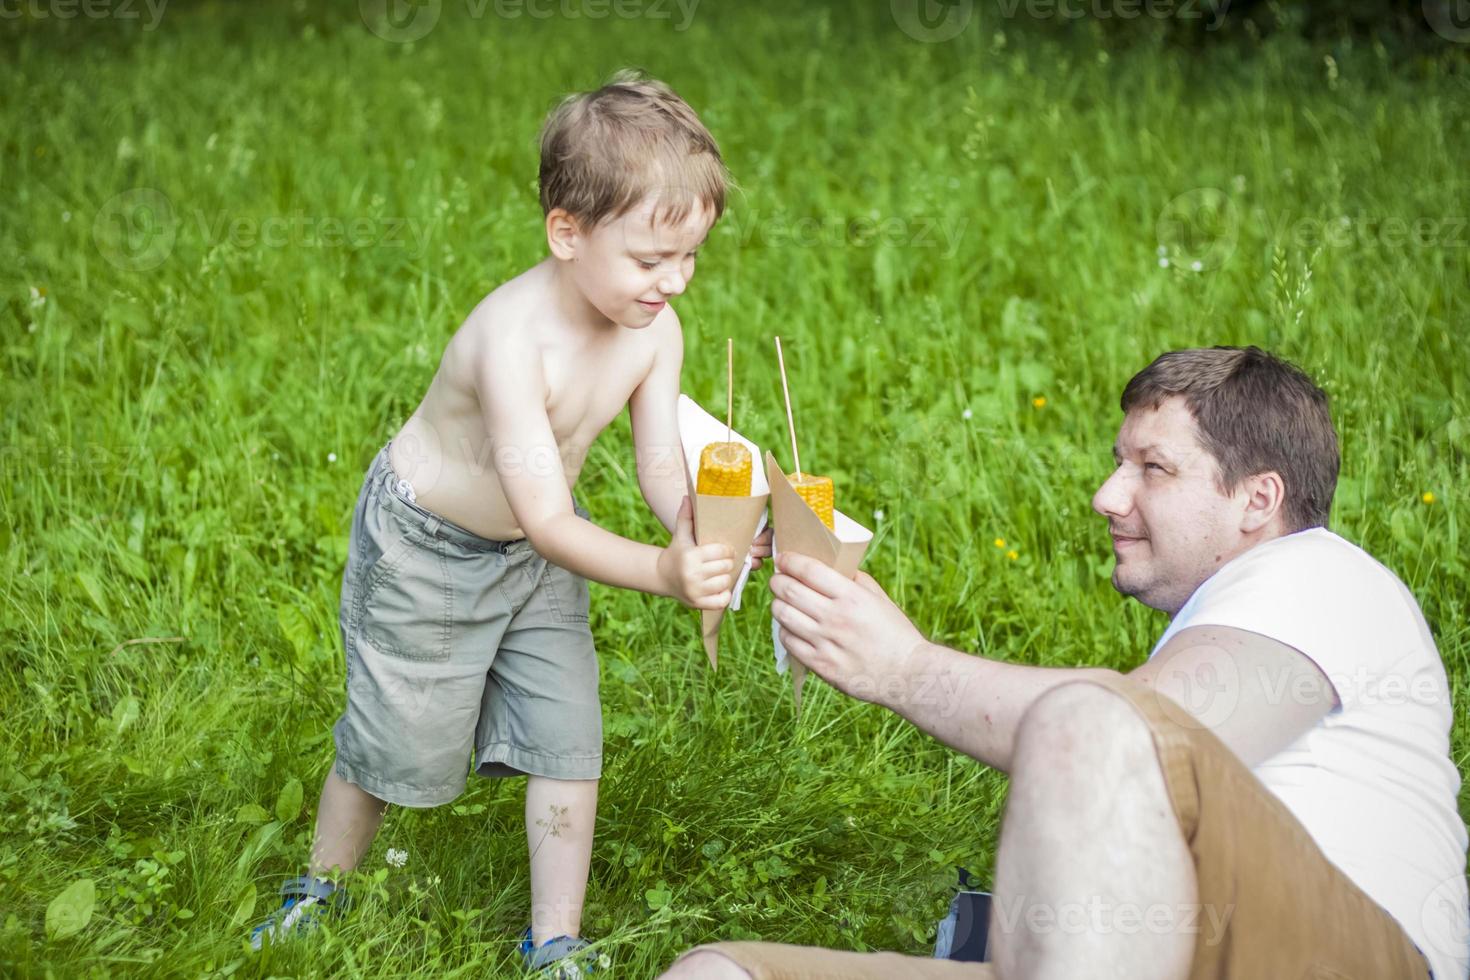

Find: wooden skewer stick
[726,337,733,445]
[774,336,803,480]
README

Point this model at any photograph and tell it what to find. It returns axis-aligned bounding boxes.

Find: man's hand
[658,497,735,610]
[769,553,926,704]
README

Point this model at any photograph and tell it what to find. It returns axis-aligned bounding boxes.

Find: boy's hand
[658,497,736,610]
[748,527,774,570]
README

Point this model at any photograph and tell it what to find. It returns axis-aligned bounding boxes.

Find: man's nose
[1092,466,1132,519]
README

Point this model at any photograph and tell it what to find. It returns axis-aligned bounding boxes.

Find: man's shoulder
[1185,528,1425,646]
[1231,528,1400,593]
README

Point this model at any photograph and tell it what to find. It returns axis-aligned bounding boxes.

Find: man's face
[568,197,712,328]
[1090,397,1252,615]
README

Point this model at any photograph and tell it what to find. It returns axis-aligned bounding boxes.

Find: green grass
[2,0,1468,975]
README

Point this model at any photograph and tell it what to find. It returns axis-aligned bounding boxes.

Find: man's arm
[475,331,732,608]
[627,311,687,534]
[770,554,1335,773]
[1128,624,1336,768]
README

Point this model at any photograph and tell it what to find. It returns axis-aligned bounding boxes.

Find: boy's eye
[637,259,658,270]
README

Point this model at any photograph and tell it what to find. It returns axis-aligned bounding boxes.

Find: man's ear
[1239,471,1286,534]
[546,208,580,261]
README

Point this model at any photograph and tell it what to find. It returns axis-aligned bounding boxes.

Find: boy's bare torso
[387,260,661,541]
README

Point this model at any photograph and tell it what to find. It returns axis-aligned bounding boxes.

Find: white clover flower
[1158,257,1170,269]
[385,847,407,868]
[961,408,972,420]
[62,210,72,223]
[1156,244,1168,257]
[327,452,338,463]
[597,954,612,969]
[1190,261,1203,272]
[873,509,885,522]
[29,286,46,308]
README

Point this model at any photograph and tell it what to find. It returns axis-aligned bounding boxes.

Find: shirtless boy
[252,72,762,973]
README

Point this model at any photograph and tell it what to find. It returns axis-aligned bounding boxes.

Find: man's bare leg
[658,951,754,979]
[526,775,599,944]
[990,682,1196,980]
[309,768,389,877]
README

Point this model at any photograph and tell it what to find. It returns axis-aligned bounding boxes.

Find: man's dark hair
[1121,346,1339,532]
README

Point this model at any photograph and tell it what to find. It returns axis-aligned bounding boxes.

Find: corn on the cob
[788,473,834,529]
[697,441,753,496]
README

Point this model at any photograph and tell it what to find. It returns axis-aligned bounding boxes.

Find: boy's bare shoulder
[439,262,673,401]
[441,266,548,385]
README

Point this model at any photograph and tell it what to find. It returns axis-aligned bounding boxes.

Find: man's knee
[658,950,754,980]
[1016,678,1157,768]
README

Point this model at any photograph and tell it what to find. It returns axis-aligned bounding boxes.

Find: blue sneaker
[249,875,349,950]
[520,925,603,977]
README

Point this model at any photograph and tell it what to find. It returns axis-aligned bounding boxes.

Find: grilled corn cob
[788,473,834,529]
[697,441,753,497]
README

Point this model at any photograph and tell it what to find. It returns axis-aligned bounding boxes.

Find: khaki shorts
[680,673,1431,979]
[331,443,601,807]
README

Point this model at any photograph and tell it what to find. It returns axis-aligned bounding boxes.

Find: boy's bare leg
[526,775,599,944]
[309,768,389,878]
[990,682,1195,980]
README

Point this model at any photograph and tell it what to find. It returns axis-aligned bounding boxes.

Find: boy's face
[554,197,714,328]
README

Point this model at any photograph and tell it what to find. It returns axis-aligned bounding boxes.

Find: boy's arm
[476,330,733,609]
[628,310,690,534]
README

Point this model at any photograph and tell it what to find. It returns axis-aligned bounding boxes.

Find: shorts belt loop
[422,512,443,538]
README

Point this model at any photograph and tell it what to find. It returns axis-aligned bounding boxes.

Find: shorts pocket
[355,520,454,662]
[542,563,590,624]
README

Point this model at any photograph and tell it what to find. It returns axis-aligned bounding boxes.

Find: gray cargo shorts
[331,442,601,808]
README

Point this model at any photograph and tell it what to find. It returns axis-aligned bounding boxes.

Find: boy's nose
[658,271,686,297]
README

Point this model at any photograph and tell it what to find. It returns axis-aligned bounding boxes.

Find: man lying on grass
[662,346,1468,980]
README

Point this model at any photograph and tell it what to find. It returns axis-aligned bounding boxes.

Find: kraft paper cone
[765,451,874,714]
[678,396,771,669]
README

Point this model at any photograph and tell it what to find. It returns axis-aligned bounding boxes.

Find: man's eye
[1145,462,1166,473]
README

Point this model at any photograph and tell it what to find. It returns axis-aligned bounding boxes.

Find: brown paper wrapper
[765,451,874,713]
[682,453,769,669]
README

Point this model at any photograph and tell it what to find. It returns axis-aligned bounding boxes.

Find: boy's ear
[546,208,581,261]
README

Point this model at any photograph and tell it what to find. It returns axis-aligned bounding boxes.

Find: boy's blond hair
[539,70,728,229]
